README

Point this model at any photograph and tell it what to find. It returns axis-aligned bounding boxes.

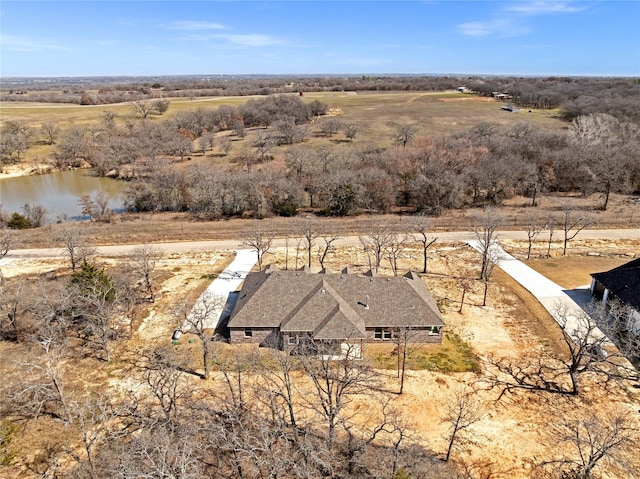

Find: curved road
[4,228,640,261]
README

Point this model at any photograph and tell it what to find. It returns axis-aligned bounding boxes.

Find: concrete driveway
[467,240,607,342]
[184,249,258,332]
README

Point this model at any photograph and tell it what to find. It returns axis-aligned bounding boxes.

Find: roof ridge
[280,278,328,330]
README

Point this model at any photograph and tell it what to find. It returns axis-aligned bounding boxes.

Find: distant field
[0,90,568,135]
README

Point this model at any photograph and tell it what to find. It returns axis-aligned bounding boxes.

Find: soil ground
[1,238,638,478]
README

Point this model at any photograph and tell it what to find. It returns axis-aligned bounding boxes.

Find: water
[0,169,128,221]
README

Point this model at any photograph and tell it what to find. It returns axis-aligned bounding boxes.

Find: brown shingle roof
[592,258,640,311]
[228,269,444,337]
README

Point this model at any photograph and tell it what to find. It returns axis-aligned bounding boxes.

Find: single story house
[590,258,640,335]
[226,266,445,356]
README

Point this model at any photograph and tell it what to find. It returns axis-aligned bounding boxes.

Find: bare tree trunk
[482,278,489,307]
[202,336,210,379]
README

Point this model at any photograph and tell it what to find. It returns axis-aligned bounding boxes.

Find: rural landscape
[0,72,639,479]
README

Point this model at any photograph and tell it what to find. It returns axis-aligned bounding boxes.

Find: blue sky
[1,1,639,77]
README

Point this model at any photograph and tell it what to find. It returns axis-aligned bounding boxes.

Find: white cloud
[506,1,585,15]
[165,21,226,31]
[221,34,284,47]
[457,19,529,37]
[177,32,287,47]
[0,34,69,52]
[457,1,585,38]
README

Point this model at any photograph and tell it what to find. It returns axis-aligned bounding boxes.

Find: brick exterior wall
[230,327,443,347]
[229,327,278,346]
[364,327,443,344]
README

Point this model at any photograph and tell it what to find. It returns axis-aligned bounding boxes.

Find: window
[375,328,392,340]
[429,326,441,335]
[244,328,253,338]
[288,334,298,345]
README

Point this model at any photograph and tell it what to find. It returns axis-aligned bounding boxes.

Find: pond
[0,169,128,221]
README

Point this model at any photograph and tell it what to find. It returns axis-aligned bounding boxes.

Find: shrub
[7,212,31,230]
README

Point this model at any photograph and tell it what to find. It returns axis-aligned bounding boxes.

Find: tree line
[2,76,639,122]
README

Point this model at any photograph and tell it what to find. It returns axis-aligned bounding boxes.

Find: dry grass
[2,238,639,478]
[1,90,568,165]
[6,191,640,250]
[525,255,633,290]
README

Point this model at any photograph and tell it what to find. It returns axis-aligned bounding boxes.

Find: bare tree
[344,123,358,142]
[255,347,301,429]
[284,146,312,177]
[320,117,342,137]
[130,243,160,303]
[219,136,233,156]
[251,130,274,163]
[56,224,95,271]
[294,237,303,270]
[40,121,61,145]
[12,335,72,423]
[457,272,475,313]
[67,394,126,479]
[561,204,593,255]
[558,302,636,395]
[22,203,47,228]
[198,132,215,155]
[473,208,502,280]
[386,230,410,277]
[297,218,319,268]
[542,409,639,479]
[395,327,421,394]
[0,227,13,281]
[360,222,394,273]
[524,211,544,260]
[0,281,26,341]
[78,192,113,222]
[300,342,376,447]
[129,100,159,120]
[174,293,225,379]
[241,227,274,271]
[482,303,636,399]
[315,145,337,173]
[393,124,417,148]
[141,345,190,425]
[317,232,342,269]
[481,245,502,307]
[546,215,555,258]
[411,215,438,274]
[442,386,483,462]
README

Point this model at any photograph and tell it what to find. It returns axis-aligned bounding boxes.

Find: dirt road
[4,228,640,262]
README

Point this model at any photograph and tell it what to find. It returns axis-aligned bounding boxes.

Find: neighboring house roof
[591,258,640,311]
[228,267,444,339]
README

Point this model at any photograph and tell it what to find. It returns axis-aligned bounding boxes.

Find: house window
[375,328,393,340]
[288,334,298,345]
[244,328,253,338]
[429,326,442,335]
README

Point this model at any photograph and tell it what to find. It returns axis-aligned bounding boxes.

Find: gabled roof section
[280,279,337,332]
[314,304,366,340]
[592,258,640,311]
